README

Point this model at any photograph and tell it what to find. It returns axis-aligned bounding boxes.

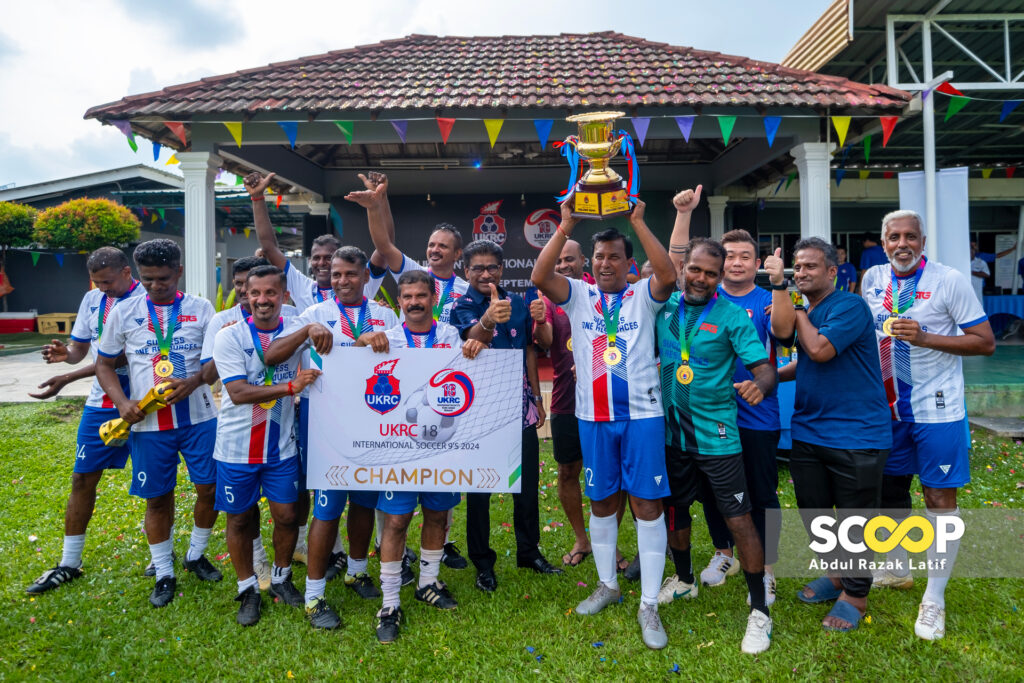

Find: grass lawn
[1,398,1022,680]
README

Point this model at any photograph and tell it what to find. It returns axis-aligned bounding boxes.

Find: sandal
[796,575,843,604]
[562,550,592,567]
[616,556,631,573]
[823,599,864,632]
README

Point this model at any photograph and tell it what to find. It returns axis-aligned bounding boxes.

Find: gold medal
[676,363,694,385]
[154,358,174,377]
[259,399,277,410]
[566,338,573,352]
[603,346,621,366]
[882,316,897,337]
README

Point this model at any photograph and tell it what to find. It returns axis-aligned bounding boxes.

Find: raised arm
[531,200,576,304]
[244,171,287,270]
[765,248,795,341]
[668,185,702,264]
[345,173,404,273]
[627,199,676,301]
[531,298,552,350]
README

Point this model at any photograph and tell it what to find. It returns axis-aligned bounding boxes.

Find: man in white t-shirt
[25,247,143,595]
[95,239,220,608]
[969,241,990,304]
[532,198,677,650]
[863,211,995,641]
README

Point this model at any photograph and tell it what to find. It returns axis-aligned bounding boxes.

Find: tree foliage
[0,201,38,249]
[34,198,140,252]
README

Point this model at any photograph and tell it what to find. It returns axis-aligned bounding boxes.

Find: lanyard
[403,322,437,348]
[887,258,926,316]
[599,286,627,349]
[433,274,455,321]
[98,280,138,339]
[145,293,182,360]
[314,285,332,303]
[247,316,283,385]
[678,293,717,364]
[336,296,369,340]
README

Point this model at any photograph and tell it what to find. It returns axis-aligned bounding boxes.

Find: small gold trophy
[99,382,173,447]
[559,111,639,219]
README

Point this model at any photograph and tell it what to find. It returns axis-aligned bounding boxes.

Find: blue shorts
[129,420,217,498]
[296,399,309,491]
[75,406,130,474]
[215,457,300,514]
[886,420,970,489]
[578,417,670,501]
[377,490,461,516]
[313,489,379,521]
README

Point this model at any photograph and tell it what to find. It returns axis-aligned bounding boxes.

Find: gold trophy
[560,111,638,219]
[99,382,173,447]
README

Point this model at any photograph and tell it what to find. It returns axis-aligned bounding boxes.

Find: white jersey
[212,319,301,464]
[384,321,463,349]
[200,303,298,364]
[559,277,667,422]
[69,282,144,409]
[392,253,469,325]
[98,292,217,432]
[284,260,379,311]
[862,260,987,423]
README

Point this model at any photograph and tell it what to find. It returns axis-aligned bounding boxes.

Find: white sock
[271,563,291,585]
[348,556,368,577]
[237,575,258,594]
[590,512,619,590]
[380,560,402,610]
[149,538,175,579]
[332,531,345,554]
[637,515,668,607]
[375,509,384,549]
[252,535,268,565]
[186,525,212,563]
[445,508,454,544]
[418,547,443,588]
[305,576,326,604]
[296,525,308,549]
[922,507,961,609]
[61,534,85,569]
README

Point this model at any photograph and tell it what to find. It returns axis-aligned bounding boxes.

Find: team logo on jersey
[427,369,475,417]
[327,320,337,327]
[364,359,401,415]
[244,348,254,357]
[874,288,884,296]
[91,306,99,313]
[135,317,146,326]
[472,200,506,246]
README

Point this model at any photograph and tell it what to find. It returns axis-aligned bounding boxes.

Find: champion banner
[307,347,523,493]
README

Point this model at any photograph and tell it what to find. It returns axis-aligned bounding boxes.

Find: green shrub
[34,198,140,252]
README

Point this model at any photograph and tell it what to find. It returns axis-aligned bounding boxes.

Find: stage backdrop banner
[307,346,523,493]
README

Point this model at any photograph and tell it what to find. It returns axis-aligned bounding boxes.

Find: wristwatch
[793,304,806,312]
[770,280,789,291]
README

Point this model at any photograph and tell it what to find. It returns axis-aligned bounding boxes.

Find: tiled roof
[85,32,909,121]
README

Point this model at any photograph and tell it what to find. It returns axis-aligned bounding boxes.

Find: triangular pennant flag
[883,171,895,179]
[631,118,650,147]
[244,228,251,238]
[1008,166,1018,178]
[277,122,298,149]
[483,119,504,148]
[152,142,161,162]
[110,119,133,137]
[275,226,282,234]
[219,230,224,240]
[436,117,456,144]
[785,171,796,190]
[863,134,872,163]
[921,89,932,101]
[936,81,964,96]
[166,154,179,165]
[763,117,781,148]
[223,207,232,215]
[55,253,64,267]
[717,116,737,145]
[1000,100,1022,123]
[151,213,158,224]
[391,120,408,144]
[859,170,871,180]
[126,136,138,153]
[675,116,696,142]
[224,122,243,147]
[945,96,969,121]
[835,168,846,186]
[329,205,343,236]
[533,119,554,149]
[229,227,236,236]
[157,208,165,220]
[235,174,243,186]
[982,168,993,179]
[30,252,40,266]
[831,116,851,149]
[774,177,785,195]
[142,207,148,216]
[880,117,899,147]
[291,227,298,234]
[334,121,354,144]
[276,194,283,209]
[165,121,188,147]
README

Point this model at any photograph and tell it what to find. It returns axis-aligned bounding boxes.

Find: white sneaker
[746,572,777,608]
[637,603,668,650]
[700,552,740,586]
[292,541,308,565]
[254,558,272,591]
[915,600,946,640]
[872,567,914,590]
[741,609,773,654]
[657,574,698,604]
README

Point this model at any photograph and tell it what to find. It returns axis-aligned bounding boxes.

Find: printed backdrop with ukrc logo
[307,346,524,493]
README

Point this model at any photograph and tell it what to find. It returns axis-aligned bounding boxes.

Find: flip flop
[616,557,631,573]
[796,575,843,604]
[562,550,592,567]
[823,599,863,632]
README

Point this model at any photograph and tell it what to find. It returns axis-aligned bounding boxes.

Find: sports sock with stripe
[237,575,258,594]
[271,564,291,585]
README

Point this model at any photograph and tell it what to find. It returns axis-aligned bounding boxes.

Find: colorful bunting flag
[835,168,846,186]
[291,227,298,235]
[1000,101,1022,123]
[55,253,64,267]
[774,177,785,195]
[785,171,796,190]
[244,228,251,238]
[982,168,993,179]
[533,119,554,149]
[945,96,969,121]
[1008,166,1018,178]
[30,252,40,266]
[157,208,165,220]
[863,135,872,163]
[880,117,899,147]
[165,122,188,147]
[150,213,158,224]
[883,171,895,179]
[631,118,650,147]
[391,120,408,144]
[334,121,354,144]
[718,116,736,145]
[936,82,964,96]
[436,117,456,144]
[277,122,298,149]
[763,117,781,148]
[224,122,243,147]
[166,154,179,165]
[230,228,237,236]
[483,119,504,148]
[859,170,870,180]
[152,142,161,162]
[831,116,851,149]
[675,116,695,142]
[329,205,344,236]
[276,194,283,209]
[275,226,282,234]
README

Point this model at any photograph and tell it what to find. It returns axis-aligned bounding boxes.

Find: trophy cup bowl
[565,111,632,219]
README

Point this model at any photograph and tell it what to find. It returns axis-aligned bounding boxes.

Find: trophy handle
[609,136,623,157]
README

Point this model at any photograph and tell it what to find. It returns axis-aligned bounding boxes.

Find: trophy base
[571,179,632,220]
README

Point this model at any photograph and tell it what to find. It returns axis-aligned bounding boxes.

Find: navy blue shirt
[785,290,892,450]
[860,245,887,271]
[717,285,780,431]
[836,262,857,292]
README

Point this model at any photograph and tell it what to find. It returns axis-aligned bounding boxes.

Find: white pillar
[707,196,729,240]
[791,142,833,242]
[921,21,939,264]
[178,151,221,300]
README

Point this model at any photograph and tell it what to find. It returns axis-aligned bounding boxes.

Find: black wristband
[770,280,789,291]
[793,304,806,312]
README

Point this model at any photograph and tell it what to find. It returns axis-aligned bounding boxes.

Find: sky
[0,0,833,188]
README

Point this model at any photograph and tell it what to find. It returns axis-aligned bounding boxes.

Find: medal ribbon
[403,322,437,349]
[98,280,138,339]
[315,285,332,303]
[146,292,182,361]
[336,296,369,340]
[885,258,926,316]
[247,316,283,385]
[599,287,626,350]
[432,275,455,321]
[678,293,718,364]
